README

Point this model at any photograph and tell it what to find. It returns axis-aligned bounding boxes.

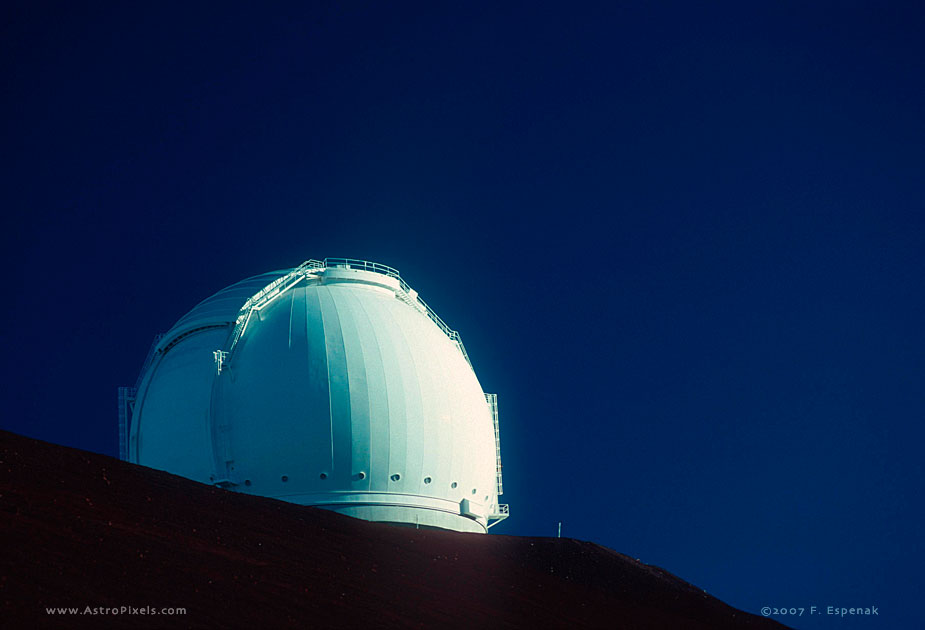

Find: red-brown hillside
[0,430,788,629]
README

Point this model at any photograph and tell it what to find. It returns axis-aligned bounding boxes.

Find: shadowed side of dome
[124,271,290,484]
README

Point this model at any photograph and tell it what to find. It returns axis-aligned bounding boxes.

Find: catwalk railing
[226,258,474,370]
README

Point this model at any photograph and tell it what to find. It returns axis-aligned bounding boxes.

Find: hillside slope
[0,430,788,629]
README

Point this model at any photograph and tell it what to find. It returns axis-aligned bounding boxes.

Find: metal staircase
[117,333,164,462]
[227,259,325,357]
[485,393,509,528]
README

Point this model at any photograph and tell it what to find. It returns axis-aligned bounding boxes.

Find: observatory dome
[120,259,508,533]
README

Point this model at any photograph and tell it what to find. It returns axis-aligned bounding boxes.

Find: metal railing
[487,503,509,528]
[484,392,508,528]
[117,333,164,462]
[224,258,474,371]
[485,393,503,497]
[323,259,472,368]
[227,260,325,355]
[323,258,401,278]
[117,386,136,461]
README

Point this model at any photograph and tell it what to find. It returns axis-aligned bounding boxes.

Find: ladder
[485,393,503,496]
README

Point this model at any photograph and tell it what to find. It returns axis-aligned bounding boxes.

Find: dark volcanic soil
[0,430,788,629]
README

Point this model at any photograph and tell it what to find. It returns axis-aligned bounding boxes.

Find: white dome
[122,259,507,533]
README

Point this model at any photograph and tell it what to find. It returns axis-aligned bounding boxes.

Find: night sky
[3,2,923,627]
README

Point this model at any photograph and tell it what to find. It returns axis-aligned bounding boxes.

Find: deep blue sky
[2,2,922,627]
